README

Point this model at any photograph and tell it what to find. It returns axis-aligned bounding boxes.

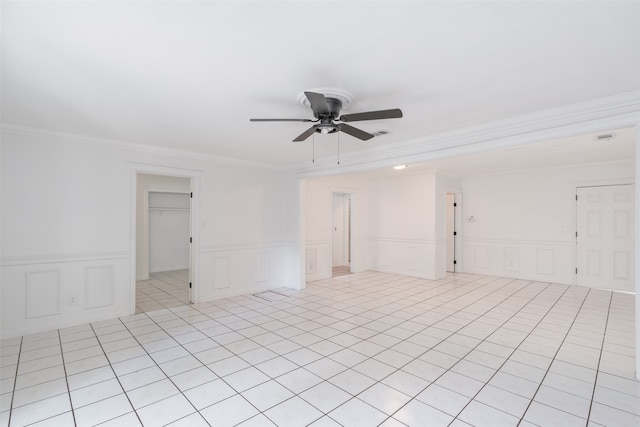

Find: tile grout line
[313,277,542,425]
[87,322,146,426]
[259,275,504,425]
[514,287,593,426]
[181,274,507,425]
[585,291,612,423]
[4,272,638,427]
[56,330,77,426]
[117,310,243,426]
[443,282,577,425]
[382,279,563,426]
[6,336,22,427]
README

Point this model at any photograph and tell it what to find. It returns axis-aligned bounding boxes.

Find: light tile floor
[136,270,190,314]
[1,272,639,426]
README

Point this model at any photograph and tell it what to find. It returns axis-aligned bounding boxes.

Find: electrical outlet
[68,296,77,305]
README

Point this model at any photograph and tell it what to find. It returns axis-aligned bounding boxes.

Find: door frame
[129,163,201,315]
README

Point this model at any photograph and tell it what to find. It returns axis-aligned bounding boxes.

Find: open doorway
[332,192,352,277]
[135,174,192,313]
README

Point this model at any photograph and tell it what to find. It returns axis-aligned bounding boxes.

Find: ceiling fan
[250,91,403,142]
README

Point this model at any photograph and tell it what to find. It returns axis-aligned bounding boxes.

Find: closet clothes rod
[149,207,190,211]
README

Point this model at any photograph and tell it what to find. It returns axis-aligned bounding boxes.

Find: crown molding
[290,90,640,178]
[0,124,285,172]
[3,90,639,177]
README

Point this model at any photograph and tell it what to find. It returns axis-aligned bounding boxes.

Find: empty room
[1,1,639,426]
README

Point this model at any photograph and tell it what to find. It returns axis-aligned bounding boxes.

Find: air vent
[372,130,391,136]
[595,133,616,141]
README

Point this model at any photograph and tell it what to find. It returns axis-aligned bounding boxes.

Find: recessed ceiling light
[393,165,407,170]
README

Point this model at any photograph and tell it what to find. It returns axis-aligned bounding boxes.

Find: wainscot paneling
[370,238,439,279]
[306,248,318,276]
[84,265,115,309]
[199,243,286,301]
[536,249,555,276]
[26,270,60,318]
[462,239,573,284]
[256,252,269,283]
[1,253,130,339]
[503,247,520,272]
[213,256,230,290]
[305,241,331,282]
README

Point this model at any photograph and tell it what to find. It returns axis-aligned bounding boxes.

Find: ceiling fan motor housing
[314,97,343,120]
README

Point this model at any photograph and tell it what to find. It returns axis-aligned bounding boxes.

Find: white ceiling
[2,1,639,171]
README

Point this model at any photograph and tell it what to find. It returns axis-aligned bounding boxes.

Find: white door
[332,194,345,266]
[577,185,635,291]
[446,193,456,272]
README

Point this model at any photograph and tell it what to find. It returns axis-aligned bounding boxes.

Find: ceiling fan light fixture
[317,123,338,135]
[394,165,407,170]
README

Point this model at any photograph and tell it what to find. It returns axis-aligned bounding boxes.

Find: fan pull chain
[312,133,315,164]
[337,131,340,165]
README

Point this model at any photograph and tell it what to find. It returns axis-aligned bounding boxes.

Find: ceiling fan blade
[293,125,317,142]
[339,123,374,141]
[339,108,403,122]
[250,118,314,122]
[304,91,330,115]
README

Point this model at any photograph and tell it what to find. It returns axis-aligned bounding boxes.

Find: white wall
[305,171,449,281]
[460,160,635,284]
[305,175,367,281]
[304,161,636,286]
[0,128,298,339]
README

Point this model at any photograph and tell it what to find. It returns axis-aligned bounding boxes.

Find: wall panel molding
[462,238,572,284]
[306,248,318,275]
[2,259,131,339]
[85,265,115,309]
[212,256,230,290]
[25,270,60,318]
[370,238,438,279]
[197,243,289,302]
[305,242,331,282]
[536,249,555,276]
[200,240,294,253]
[1,251,130,267]
[503,247,520,272]
[256,253,269,283]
